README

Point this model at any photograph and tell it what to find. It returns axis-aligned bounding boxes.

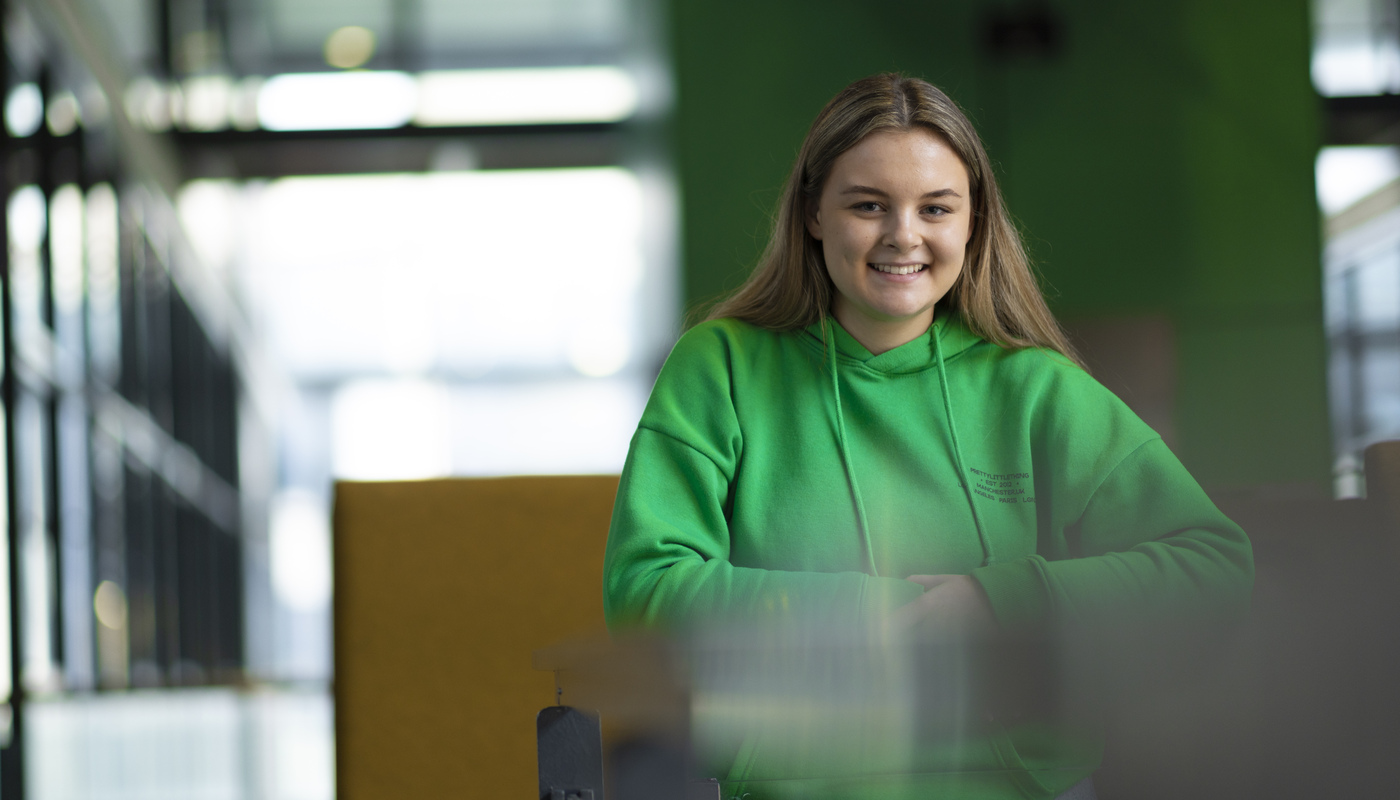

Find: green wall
[670,0,1330,493]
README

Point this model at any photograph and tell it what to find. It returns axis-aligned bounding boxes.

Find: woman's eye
[853,201,882,212]
[923,206,949,216]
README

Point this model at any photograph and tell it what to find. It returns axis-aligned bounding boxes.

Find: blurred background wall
[673,0,1328,495]
[2,0,1399,797]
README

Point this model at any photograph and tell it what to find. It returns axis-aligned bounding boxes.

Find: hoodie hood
[799,307,984,374]
[801,307,994,576]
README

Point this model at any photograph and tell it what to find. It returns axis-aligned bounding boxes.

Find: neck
[832,305,936,355]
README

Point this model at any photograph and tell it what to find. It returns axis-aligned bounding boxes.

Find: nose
[882,209,920,252]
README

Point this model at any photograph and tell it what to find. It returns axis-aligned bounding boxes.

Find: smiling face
[806,128,973,354]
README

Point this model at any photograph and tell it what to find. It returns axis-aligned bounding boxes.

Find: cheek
[822,216,861,246]
[824,227,862,265]
[940,227,972,264]
[821,241,850,287]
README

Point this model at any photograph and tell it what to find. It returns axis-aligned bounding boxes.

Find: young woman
[602,73,1252,799]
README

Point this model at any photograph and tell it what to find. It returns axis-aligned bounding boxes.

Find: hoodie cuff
[971,556,1053,631]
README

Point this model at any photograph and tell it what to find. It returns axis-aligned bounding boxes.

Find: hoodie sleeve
[602,322,924,631]
[971,437,1254,631]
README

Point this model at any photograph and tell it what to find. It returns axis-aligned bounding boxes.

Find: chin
[873,297,939,319]
[869,306,937,324]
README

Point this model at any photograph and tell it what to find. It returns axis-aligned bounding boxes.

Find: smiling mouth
[869,263,927,275]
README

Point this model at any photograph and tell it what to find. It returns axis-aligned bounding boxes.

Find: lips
[869,263,927,275]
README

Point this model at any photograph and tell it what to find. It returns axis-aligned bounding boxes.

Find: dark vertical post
[155,0,175,77]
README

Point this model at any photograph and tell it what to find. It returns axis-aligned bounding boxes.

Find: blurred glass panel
[268,491,331,613]
[29,687,334,799]
[1325,267,1351,333]
[51,185,87,391]
[267,0,394,53]
[46,91,80,137]
[1316,145,1400,215]
[419,0,627,51]
[0,404,12,709]
[8,185,48,344]
[257,71,416,131]
[1328,328,1359,443]
[265,489,332,683]
[324,26,377,69]
[246,689,335,800]
[5,82,44,137]
[15,390,59,694]
[331,379,451,480]
[329,375,645,479]
[89,0,157,68]
[253,66,641,133]
[182,75,235,132]
[1319,144,1400,492]
[50,186,85,319]
[168,0,640,76]
[86,184,122,386]
[1362,342,1400,434]
[242,167,647,378]
[448,377,645,475]
[178,181,242,278]
[58,392,95,691]
[1313,0,1400,95]
[123,77,173,133]
[414,67,638,126]
[29,689,243,800]
[93,578,130,688]
[1353,250,1400,329]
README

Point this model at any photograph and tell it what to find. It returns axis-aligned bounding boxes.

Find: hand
[887,574,998,636]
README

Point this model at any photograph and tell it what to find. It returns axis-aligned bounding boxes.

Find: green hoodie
[602,312,1253,798]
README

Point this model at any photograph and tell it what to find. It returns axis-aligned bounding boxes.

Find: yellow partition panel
[334,475,619,799]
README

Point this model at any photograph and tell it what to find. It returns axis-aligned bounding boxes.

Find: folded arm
[603,427,923,631]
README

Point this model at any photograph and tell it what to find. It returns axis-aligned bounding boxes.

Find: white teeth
[870,263,925,275]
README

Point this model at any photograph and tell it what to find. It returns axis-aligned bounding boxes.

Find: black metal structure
[0,1,257,795]
[1325,94,1400,145]
[176,122,627,179]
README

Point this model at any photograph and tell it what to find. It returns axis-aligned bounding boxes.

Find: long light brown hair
[706,73,1083,368]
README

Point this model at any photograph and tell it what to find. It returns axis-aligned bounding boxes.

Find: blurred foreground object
[1092,441,1400,799]
[536,626,1105,798]
[333,475,617,798]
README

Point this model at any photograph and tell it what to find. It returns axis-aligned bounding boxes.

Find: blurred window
[28,688,332,800]
[195,165,666,483]
[418,0,627,54]
[147,2,670,796]
[1313,0,1400,95]
[1318,146,1400,495]
[176,148,676,695]
[1313,2,1400,495]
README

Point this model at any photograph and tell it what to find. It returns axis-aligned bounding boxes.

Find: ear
[805,199,823,241]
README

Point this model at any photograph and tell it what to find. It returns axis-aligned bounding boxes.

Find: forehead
[826,128,970,193]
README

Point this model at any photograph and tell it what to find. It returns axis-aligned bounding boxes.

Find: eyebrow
[840,185,963,200]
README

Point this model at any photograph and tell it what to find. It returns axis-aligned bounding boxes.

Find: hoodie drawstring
[824,318,880,577]
[825,313,994,575]
[932,317,994,566]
